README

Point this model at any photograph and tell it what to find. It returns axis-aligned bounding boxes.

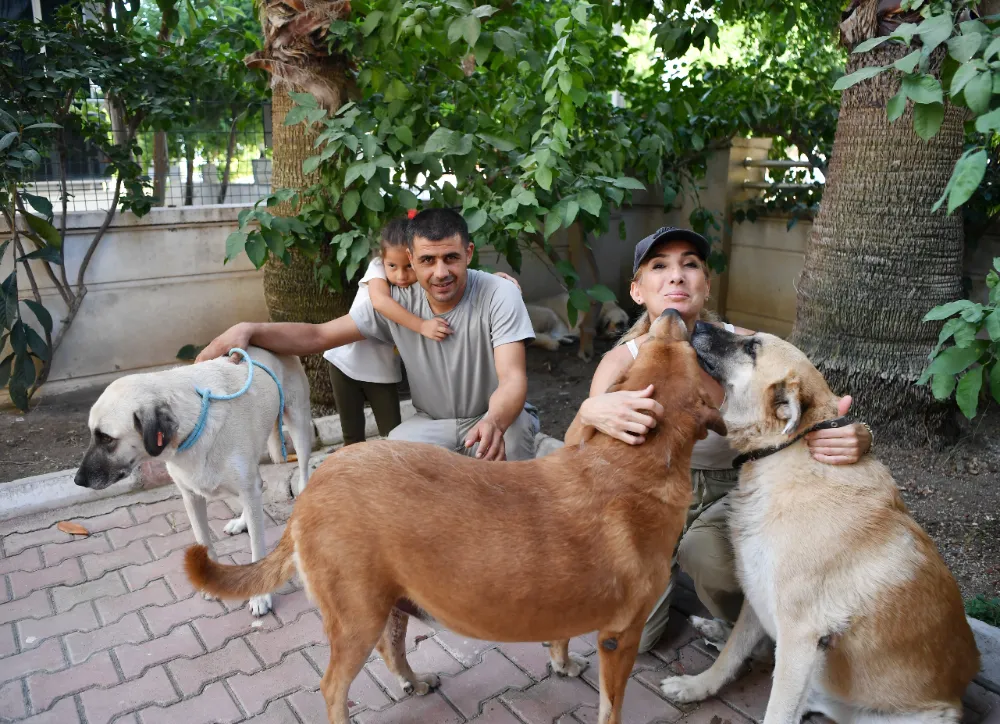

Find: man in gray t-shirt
[197,208,538,461]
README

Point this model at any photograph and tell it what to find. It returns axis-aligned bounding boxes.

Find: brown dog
[184,309,725,724]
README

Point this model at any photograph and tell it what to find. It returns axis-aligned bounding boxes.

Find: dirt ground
[3,341,998,599]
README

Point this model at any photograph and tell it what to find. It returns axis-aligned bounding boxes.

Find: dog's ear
[134,403,178,456]
[697,397,727,438]
[771,378,803,435]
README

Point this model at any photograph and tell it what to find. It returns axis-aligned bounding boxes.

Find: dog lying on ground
[75,346,313,616]
[659,323,980,723]
[184,309,725,724]
[526,292,630,354]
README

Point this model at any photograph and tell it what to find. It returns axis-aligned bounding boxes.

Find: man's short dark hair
[407,208,470,249]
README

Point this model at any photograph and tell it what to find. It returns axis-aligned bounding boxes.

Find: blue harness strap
[177,348,287,458]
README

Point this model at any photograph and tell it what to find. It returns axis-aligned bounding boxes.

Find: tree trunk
[184,137,195,206]
[262,87,348,408]
[152,131,168,206]
[216,109,240,205]
[791,42,965,442]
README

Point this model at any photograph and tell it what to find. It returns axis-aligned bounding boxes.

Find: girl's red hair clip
[407,208,418,219]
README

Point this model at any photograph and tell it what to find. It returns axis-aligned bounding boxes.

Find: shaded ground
[3,341,999,599]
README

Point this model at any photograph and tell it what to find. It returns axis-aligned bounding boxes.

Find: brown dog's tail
[184,527,296,600]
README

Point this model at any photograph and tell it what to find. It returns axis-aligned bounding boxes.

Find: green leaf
[25,326,48,361]
[0,271,16,331]
[568,288,590,329]
[396,187,419,210]
[23,122,62,131]
[901,74,943,105]
[586,284,616,303]
[361,184,384,212]
[449,15,481,46]
[423,127,472,156]
[947,33,982,63]
[577,189,602,216]
[394,126,413,146]
[245,235,267,268]
[342,190,360,220]
[913,102,944,140]
[22,299,51,336]
[465,208,488,234]
[991,362,1000,403]
[916,13,954,52]
[558,72,572,95]
[0,131,18,152]
[225,231,247,262]
[555,259,580,284]
[344,162,365,188]
[18,247,62,265]
[924,299,977,321]
[471,4,497,18]
[964,71,994,114]
[23,214,61,248]
[361,10,383,36]
[23,193,52,219]
[302,154,324,175]
[176,344,205,362]
[887,91,907,122]
[985,36,1000,62]
[613,176,646,191]
[985,310,1000,341]
[894,50,921,74]
[260,227,285,258]
[477,133,516,152]
[833,65,887,91]
[543,209,561,238]
[956,366,984,419]
[288,91,318,108]
[975,107,1000,133]
[0,354,12,388]
[853,36,890,54]
[950,61,980,96]
[931,372,957,400]
[926,344,986,376]
[535,166,553,191]
[947,150,988,214]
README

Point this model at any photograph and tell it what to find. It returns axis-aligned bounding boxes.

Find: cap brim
[636,229,711,270]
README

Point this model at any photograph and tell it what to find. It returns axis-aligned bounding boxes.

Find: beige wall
[1,205,269,403]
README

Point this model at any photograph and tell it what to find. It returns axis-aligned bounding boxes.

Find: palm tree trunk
[791,42,965,441]
[262,87,350,409]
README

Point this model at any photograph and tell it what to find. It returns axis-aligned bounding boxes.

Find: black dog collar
[732,416,854,468]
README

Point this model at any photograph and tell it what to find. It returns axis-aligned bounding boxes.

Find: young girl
[323,217,452,446]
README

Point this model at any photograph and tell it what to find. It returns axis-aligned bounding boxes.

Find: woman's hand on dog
[806,395,873,465]
[578,385,663,445]
[196,324,253,364]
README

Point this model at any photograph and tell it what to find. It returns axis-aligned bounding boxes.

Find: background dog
[75,346,313,616]
[659,324,980,723]
[183,310,724,724]
[525,292,630,355]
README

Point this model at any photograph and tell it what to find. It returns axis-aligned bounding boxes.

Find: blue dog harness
[177,348,287,458]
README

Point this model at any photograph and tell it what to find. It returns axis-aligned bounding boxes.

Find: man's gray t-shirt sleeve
[488,277,535,348]
[348,296,394,345]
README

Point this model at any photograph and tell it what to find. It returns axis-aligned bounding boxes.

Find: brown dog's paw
[551,652,588,678]
[402,672,440,696]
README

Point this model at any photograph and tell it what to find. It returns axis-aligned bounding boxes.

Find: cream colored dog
[75,346,314,617]
[526,292,630,354]
[659,323,980,723]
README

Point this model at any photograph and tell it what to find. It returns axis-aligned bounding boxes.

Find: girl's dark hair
[380,217,410,252]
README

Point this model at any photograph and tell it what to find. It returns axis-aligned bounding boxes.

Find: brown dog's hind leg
[320,612,387,724]
[547,639,589,677]
[375,608,440,696]
[595,626,643,724]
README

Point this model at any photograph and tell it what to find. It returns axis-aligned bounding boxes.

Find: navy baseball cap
[633,227,711,275]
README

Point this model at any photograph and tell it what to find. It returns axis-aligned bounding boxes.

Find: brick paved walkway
[0,464,995,724]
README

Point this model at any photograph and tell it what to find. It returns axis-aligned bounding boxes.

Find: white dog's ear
[133,403,178,456]
[772,379,802,436]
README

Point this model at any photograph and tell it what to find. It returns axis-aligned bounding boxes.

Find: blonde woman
[567,227,872,652]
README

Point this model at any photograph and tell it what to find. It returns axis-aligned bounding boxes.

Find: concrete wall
[1,205,269,403]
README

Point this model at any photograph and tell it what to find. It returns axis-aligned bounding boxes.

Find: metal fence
[24,99,273,213]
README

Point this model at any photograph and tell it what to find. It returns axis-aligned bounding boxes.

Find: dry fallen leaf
[57,521,90,536]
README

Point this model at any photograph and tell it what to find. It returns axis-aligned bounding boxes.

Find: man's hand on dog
[578,385,664,446]
[806,395,872,465]
[465,414,506,461]
[196,324,252,364]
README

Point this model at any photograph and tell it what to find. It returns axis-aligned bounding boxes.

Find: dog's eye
[95,431,114,445]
